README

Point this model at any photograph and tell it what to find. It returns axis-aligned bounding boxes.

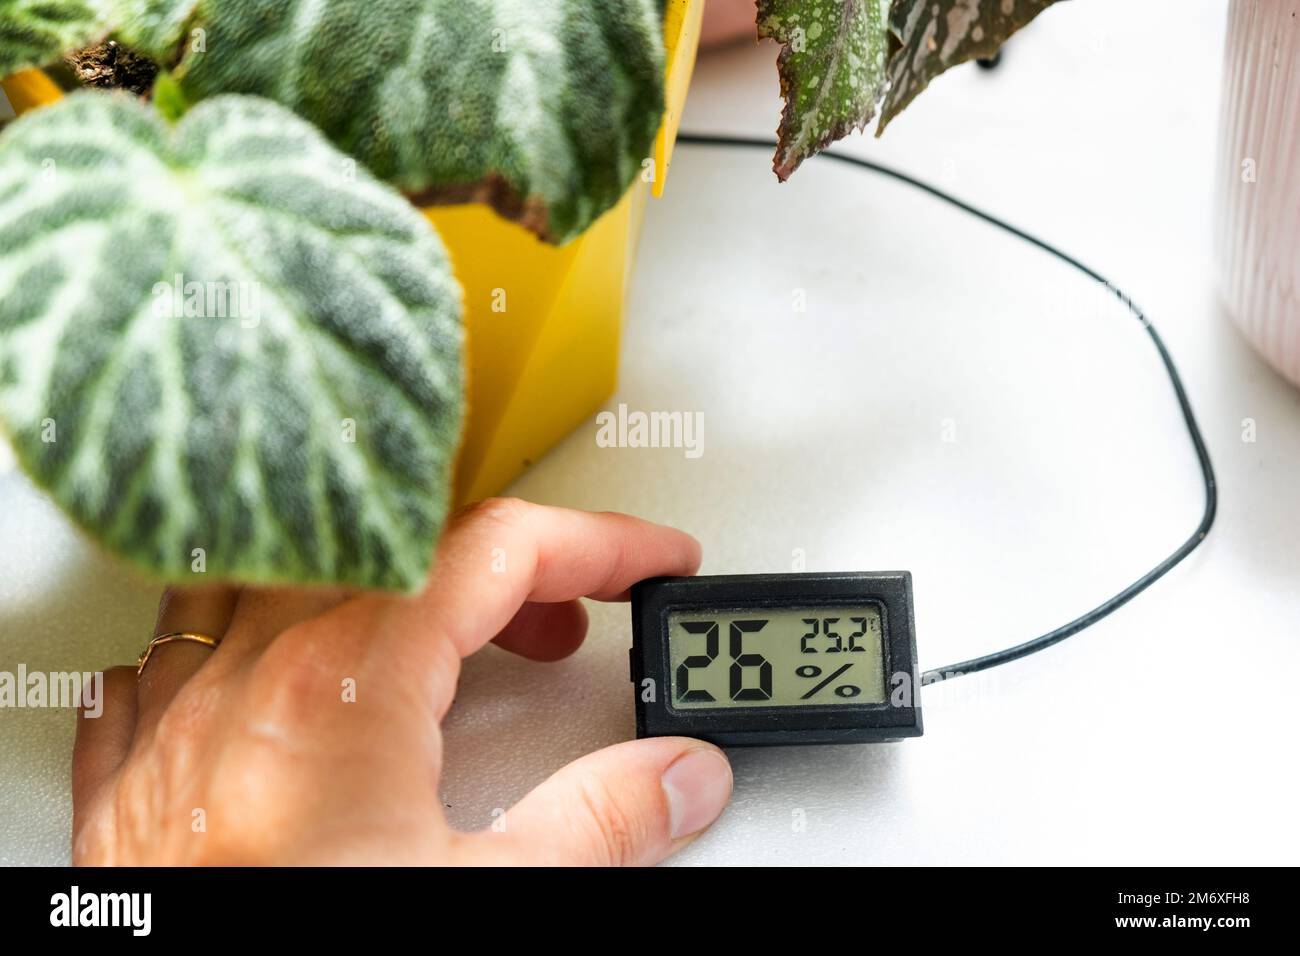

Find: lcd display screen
[666,606,886,709]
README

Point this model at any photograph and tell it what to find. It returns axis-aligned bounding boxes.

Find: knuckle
[573,775,644,867]
[461,496,533,531]
[105,767,170,862]
[71,835,98,866]
[245,623,350,728]
[71,810,114,866]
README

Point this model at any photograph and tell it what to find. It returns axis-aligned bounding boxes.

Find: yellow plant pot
[0,0,704,506]
[0,67,62,115]
[429,1,703,503]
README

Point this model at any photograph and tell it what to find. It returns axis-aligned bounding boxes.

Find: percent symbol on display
[795,662,862,700]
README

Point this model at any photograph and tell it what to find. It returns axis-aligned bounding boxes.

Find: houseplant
[0,0,1067,594]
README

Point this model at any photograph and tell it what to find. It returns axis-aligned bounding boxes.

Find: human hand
[72,499,731,866]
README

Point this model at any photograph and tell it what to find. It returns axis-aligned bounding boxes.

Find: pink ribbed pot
[1215,0,1300,385]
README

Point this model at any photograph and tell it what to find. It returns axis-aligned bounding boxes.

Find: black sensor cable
[674,132,1218,686]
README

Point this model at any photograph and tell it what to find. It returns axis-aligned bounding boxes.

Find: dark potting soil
[66,41,158,96]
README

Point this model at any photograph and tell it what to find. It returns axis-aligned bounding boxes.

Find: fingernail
[662,748,732,840]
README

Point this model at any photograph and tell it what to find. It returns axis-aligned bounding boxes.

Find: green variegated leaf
[0,92,464,591]
[758,0,890,181]
[879,0,1063,133]
[0,0,107,75]
[116,0,667,244]
[108,0,197,59]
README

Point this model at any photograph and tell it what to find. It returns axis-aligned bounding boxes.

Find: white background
[2,0,1298,865]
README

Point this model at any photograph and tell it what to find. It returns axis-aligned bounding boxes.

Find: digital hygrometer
[630,573,923,746]
[622,136,1219,748]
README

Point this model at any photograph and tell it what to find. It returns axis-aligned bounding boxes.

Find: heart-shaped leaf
[758,0,890,180]
[101,0,196,63]
[117,0,668,245]
[0,0,107,76]
[879,0,1062,133]
[0,91,464,591]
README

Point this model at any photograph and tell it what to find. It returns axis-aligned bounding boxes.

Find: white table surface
[3,0,1297,866]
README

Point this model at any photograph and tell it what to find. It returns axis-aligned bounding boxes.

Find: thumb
[462,738,733,866]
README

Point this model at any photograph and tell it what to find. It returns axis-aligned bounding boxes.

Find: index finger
[399,497,701,659]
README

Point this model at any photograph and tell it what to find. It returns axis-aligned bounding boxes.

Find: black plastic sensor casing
[630,572,923,747]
